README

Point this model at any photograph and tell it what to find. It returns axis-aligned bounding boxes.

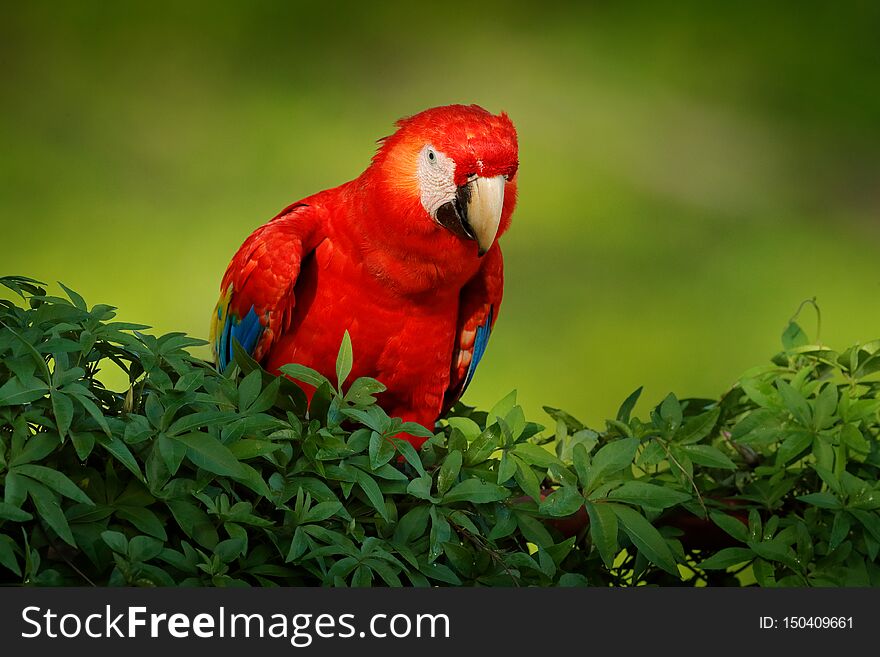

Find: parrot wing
[210,202,325,371]
[442,244,504,415]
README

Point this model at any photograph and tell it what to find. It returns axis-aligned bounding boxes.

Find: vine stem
[658,438,707,516]
[789,296,822,345]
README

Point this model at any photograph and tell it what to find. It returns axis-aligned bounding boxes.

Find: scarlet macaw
[211,104,519,449]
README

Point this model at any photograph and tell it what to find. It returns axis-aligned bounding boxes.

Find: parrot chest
[265,238,460,420]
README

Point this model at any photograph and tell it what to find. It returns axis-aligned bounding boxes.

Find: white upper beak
[466,174,506,256]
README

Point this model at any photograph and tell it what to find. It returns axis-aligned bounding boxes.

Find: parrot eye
[427,150,436,162]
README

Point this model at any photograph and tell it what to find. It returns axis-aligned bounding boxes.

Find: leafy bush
[1,275,878,587]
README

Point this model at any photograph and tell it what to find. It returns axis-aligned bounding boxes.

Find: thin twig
[39,520,97,587]
[658,438,706,516]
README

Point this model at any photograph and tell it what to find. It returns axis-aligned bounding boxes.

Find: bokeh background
[3,1,879,427]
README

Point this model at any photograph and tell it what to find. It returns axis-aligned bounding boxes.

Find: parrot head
[367,104,519,260]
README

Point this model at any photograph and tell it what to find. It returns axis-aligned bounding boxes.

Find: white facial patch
[417,144,457,218]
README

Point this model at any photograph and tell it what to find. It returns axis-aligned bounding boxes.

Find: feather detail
[442,244,504,415]
[464,306,493,389]
[210,202,325,371]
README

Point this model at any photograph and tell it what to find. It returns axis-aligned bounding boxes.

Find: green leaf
[465,424,501,466]
[397,422,434,438]
[781,321,809,350]
[797,492,841,509]
[231,463,271,498]
[279,363,330,390]
[167,410,235,437]
[101,530,129,555]
[676,407,720,445]
[442,478,509,504]
[437,450,462,496]
[116,507,168,541]
[776,430,813,465]
[214,537,246,563]
[304,501,343,523]
[446,417,481,441]
[340,406,389,433]
[228,438,283,460]
[155,433,186,476]
[51,391,74,438]
[1,322,51,380]
[336,330,353,388]
[100,435,144,480]
[344,377,386,406]
[710,511,749,543]
[58,281,88,310]
[497,451,517,484]
[512,513,552,549]
[393,438,426,477]
[616,386,643,423]
[247,376,281,414]
[286,527,309,562]
[129,536,164,562]
[512,454,542,503]
[4,471,27,507]
[393,506,430,544]
[354,469,390,521]
[504,405,527,441]
[776,380,811,426]
[70,430,95,461]
[14,464,93,505]
[174,432,244,477]
[10,432,59,466]
[699,547,754,570]
[812,383,838,431]
[588,437,639,486]
[0,536,21,576]
[557,573,589,587]
[166,500,219,549]
[608,481,690,509]
[420,561,461,585]
[488,390,517,424]
[429,507,451,562]
[829,513,851,550]
[747,540,802,572]
[659,393,683,432]
[539,486,584,517]
[488,507,517,541]
[24,478,76,547]
[609,503,678,576]
[752,558,776,587]
[0,502,32,522]
[748,509,762,541]
[850,509,880,543]
[572,442,591,487]
[513,443,561,468]
[237,370,263,411]
[841,424,870,456]
[0,375,49,406]
[406,475,434,502]
[680,444,736,470]
[369,432,396,470]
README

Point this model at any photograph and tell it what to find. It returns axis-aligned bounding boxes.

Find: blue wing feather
[217,305,264,371]
[463,306,493,390]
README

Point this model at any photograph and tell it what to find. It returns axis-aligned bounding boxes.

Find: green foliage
[1,276,879,587]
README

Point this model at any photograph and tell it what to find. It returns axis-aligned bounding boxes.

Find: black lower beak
[435,184,476,242]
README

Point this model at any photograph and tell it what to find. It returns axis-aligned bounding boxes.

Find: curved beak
[435,174,506,256]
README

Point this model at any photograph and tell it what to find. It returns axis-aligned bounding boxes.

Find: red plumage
[212,105,519,448]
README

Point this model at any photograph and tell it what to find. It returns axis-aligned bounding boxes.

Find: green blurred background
[3,1,879,427]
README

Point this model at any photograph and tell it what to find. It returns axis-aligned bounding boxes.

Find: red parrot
[210,104,519,449]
